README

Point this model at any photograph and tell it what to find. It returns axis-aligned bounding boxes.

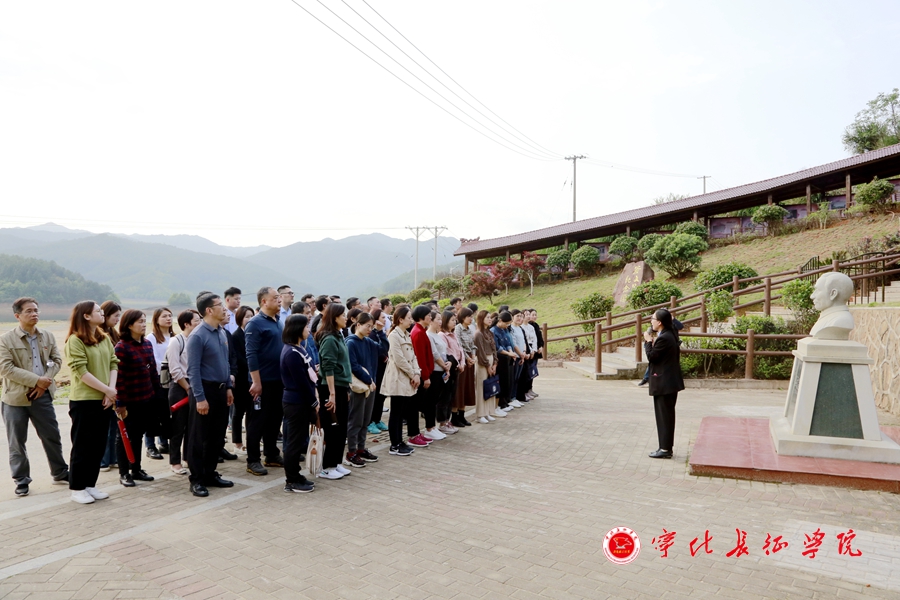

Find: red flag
[117,417,135,464]
[170,396,189,413]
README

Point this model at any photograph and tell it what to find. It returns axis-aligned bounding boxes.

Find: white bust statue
[809,272,855,340]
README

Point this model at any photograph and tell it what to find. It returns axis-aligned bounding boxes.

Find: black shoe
[284,481,315,493]
[146,447,163,460]
[158,444,170,454]
[389,445,413,456]
[346,453,366,468]
[450,413,464,428]
[356,449,378,462]
[204,474,234,488]
[246,462,268,476]
[52,471,69,485]
[459,413,472,426]
[217,456,224,463]
[15,483,29,496]
[132,470,155,481]
[636,379,648,387]
[264,456,284,468]
[299,454,306,463]
[190,483,209,497]
[120,474,136,487]
[220,448,238,461]
[649,449,673,459]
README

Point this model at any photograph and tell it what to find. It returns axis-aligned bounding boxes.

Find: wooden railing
[541,250,900,379]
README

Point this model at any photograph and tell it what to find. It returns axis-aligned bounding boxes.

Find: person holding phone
[643,309,685,459]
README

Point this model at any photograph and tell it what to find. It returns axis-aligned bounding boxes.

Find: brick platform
[690,417,900,493]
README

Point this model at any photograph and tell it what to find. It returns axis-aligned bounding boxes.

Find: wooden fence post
[764,277,771,317]
[670,295,677,309]
[635,313,643,363]
[745,329,755,379]
[594,323,602,375]
[605,311,613,345]
[542,323,548,355]
[832,259,839,272]
[732,275,740,293]
[700,295,707,333]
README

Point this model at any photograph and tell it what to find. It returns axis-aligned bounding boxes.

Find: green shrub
[438,298,452,309]
[546,249,571,273]
[434,277,460,299]
[680,352,704,376]
[732,315,795,379]
[408,288,433,303]
[644,233,708,277]
[706,290,734,323]
[536,272,551,284]
[388,294,408,306]
[571,245,601,275]
[637,234,663,257]
[854,176,896,207]
[626,280,684,311]
[609,236,638,261]
[418,279,435,290]
[570,293,614,332]
[780,278,819,331]
[674,220,709,240]
[808,201,837,230]
[694,262,759,292]
[751,205,789,234]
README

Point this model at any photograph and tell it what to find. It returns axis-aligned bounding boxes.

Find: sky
[1,0,898,250]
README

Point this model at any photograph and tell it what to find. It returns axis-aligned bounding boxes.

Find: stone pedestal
[769,337,900,464]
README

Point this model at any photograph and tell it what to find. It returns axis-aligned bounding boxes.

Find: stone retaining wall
[849,307,900,417]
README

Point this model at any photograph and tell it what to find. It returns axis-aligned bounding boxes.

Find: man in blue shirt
[185,292,234,497]
[490,312,517,412]
[244,286,285,476]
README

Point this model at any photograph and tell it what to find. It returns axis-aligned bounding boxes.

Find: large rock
[613,261,654,307]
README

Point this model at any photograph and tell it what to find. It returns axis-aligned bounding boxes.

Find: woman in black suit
[643,309,684,459]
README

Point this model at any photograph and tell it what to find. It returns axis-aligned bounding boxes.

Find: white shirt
[146,332,171,375]
[165,333,190,383]
[225,308,238,334]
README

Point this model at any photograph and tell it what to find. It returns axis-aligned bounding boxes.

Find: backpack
[159,335,186,389]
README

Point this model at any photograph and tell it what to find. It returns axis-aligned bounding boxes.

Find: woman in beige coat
[381,306,421,456]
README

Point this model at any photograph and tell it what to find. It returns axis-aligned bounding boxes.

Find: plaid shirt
[114,338,158,405]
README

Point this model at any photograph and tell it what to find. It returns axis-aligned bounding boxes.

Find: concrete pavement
[1,369,899,599]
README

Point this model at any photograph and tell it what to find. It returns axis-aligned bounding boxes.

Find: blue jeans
[101,412,118,467]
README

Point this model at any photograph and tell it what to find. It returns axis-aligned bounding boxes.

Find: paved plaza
[2,368,900,600]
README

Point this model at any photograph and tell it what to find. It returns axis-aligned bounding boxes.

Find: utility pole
[430,226,447,281]
[407,226,427,289]
[698,175,711,194]
[565,155,586,221]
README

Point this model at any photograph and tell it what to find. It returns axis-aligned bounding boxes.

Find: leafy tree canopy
[842,88,900,154]
[0,254,117,304]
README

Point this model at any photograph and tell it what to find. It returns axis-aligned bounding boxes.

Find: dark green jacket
[317,333,352,387]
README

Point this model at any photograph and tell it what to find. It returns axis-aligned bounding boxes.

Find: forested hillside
[0,255,117,303]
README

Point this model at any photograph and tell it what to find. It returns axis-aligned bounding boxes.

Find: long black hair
[653,308,674,331]
[315,302,346,344]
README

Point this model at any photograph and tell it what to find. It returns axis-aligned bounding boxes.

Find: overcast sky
[1,1,897,249]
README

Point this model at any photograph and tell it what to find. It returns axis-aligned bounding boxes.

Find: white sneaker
[85,487,109,500]
[487,415,496,421]
[438,424,457,435]
[493,408,507,418]
[71,490,95,504]
[510,400,524,408]
[423,429,446,440]
[317,469,343,480]
[478,417,490,424]
[99,466,111,472]
[233,445,247,456]
[502,405,514,412]
[334,464,352,476]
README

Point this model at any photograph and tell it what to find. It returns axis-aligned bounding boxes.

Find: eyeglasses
[282,291,294,296]
[211,303,224,309]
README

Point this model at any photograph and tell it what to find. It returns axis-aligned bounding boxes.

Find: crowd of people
[0,288,546,502]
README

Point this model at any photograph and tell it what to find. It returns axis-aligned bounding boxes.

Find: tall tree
[842,88,900,154]
[508,252,544,296]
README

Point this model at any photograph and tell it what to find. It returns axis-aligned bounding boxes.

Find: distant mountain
[8,234,310,302]
[0,223,462,300]
[372,260,464,296]
[117,233,272,258]
[246,232,461,297]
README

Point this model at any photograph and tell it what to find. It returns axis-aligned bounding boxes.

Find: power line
[353,0,562,160]
[583,157,700,178]
[287,0,556,161]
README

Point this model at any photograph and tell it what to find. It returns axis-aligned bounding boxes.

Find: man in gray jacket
[0,297,69,497]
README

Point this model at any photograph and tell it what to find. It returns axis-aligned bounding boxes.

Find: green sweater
[317,333,352,387]
[64,335,119,400]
